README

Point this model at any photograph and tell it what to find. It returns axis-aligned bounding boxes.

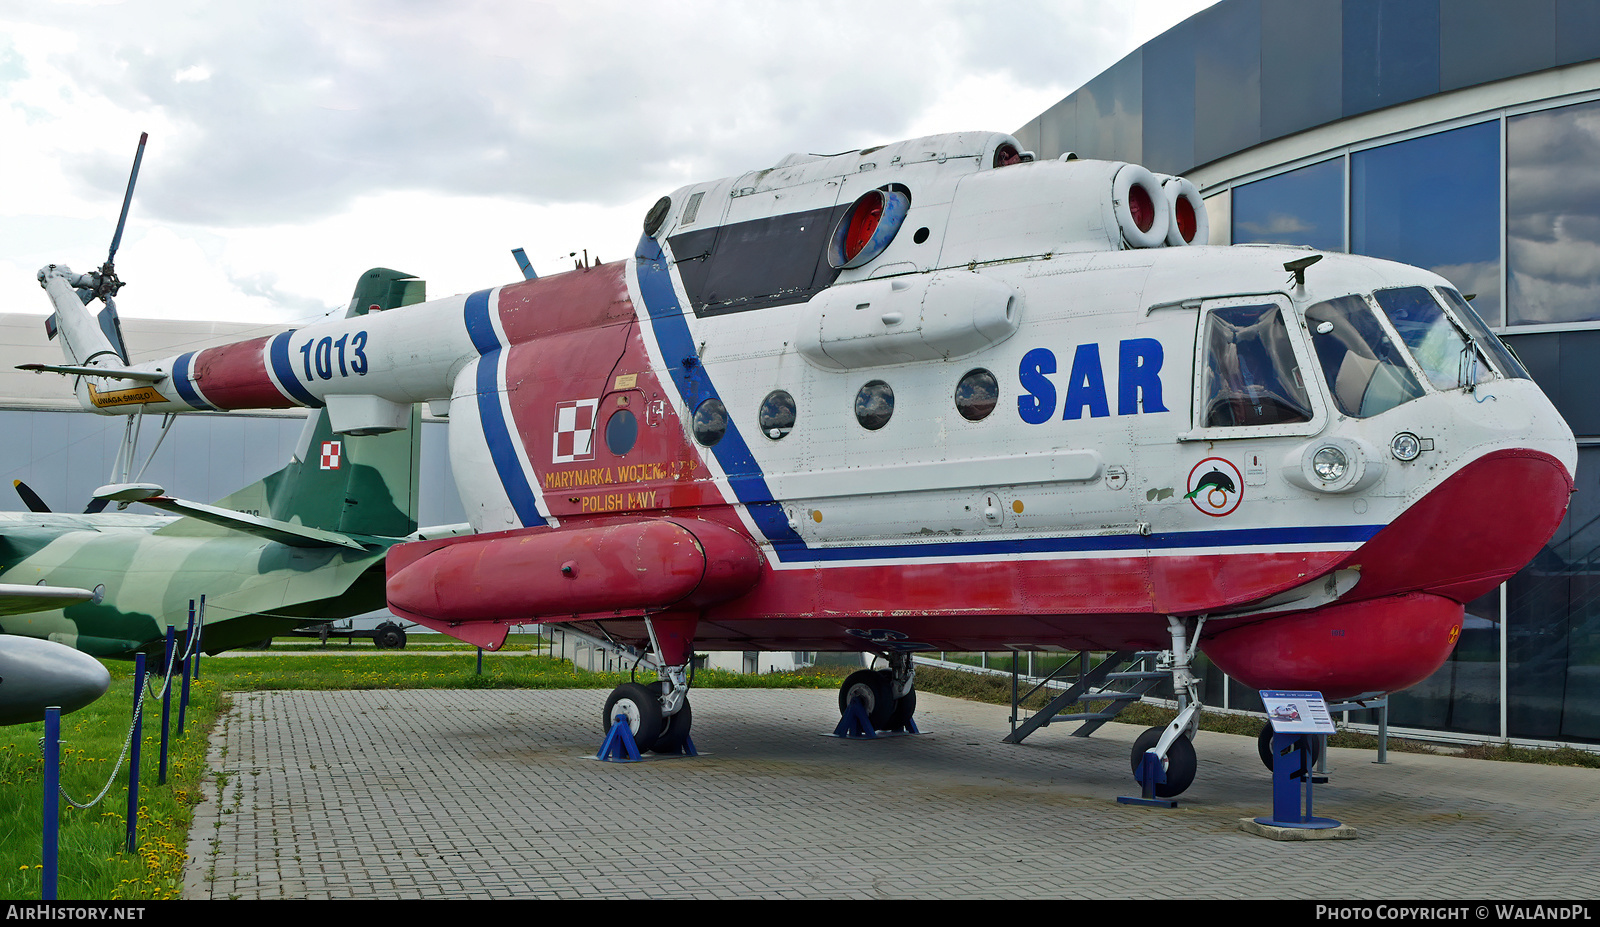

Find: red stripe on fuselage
[191,336,294,410]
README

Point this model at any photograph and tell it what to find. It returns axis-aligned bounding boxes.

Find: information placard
[1259,690,1337,735]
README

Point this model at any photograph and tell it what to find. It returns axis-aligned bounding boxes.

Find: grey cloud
[23,1,1146,227]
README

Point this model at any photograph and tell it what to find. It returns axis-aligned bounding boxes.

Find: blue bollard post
[127,654,144,854]
[159,626,174,785]
[178,656,191,735]
[195,596,204,680]
[42,707,59,901]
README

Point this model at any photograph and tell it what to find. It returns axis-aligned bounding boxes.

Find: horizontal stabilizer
[16,362,167,383]
[0,583,98,617]
[127,495,373,550]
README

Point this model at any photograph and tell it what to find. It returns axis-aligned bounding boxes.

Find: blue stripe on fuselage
[171,352,217,411]
[463,289,545,528]
[634,235,800,546]
[267,331,323,408]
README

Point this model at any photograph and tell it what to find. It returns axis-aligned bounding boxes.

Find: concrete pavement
[184,687,1600,900]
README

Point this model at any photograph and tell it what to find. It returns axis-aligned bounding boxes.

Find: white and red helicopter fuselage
[39,131,1574,719]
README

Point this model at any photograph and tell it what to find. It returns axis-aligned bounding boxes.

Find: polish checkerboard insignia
[553,399,599,463]
[320,440,342,470]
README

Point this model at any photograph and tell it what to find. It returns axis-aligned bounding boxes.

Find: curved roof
[1015,0,1600,175]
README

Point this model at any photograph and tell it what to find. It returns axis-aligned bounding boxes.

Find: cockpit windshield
[1437,287,1530,380]
[1305,294,1425,418]
[1372,286,1489,392]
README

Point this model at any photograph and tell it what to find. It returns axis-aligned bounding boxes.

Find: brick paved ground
[184,688,1600,900]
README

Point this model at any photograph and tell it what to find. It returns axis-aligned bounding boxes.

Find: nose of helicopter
[1338,447,1573,604]
[1201,445,1574,700]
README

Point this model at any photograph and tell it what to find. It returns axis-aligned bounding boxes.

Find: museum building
[1015,0,1600,746]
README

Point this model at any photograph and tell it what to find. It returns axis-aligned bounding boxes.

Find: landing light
[1311,446,1348,482]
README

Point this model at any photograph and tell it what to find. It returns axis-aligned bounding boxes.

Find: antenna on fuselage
[511,248,537,281]
[1284,254,1322,289]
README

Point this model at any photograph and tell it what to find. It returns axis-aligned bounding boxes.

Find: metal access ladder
[1002,650,1168,744]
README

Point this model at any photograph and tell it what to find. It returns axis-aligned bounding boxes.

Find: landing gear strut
[1128,616,1206,798]
[600,614,696,755]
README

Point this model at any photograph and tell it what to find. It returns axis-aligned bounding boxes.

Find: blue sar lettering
[1017,348,1057,424]
[1018,340,1167,423]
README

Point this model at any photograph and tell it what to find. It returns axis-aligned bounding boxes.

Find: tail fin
[211,268,426,539]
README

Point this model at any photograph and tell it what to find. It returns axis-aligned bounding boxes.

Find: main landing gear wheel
[1257,723,1324,770]
[603,682,664,753]
[839,669,897,730]
[1130,726,1198,798]
[648,680,693,754]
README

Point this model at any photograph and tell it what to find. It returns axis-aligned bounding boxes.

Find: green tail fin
[212,268,426,539]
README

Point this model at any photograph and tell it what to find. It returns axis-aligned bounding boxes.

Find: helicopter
[31,130,1575,795]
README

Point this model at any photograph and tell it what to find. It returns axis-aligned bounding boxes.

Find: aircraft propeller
[13,480,110,516]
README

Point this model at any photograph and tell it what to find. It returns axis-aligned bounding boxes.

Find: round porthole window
[692,398,728,447]
[955,369,999,421]
[854,381,894,431]
[605,408,638,456]
[759,390,796,440]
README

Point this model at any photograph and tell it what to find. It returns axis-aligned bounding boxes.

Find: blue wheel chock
[597,715,643,762]
[1118,749,1179,808]
[1255,733,1341,829]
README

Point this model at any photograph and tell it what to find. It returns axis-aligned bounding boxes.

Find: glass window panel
[1351,121,1502,325]
[1507,99,1600,325]
[1199,304,1313,428]
[1384,587,1503,736]
[1305,294,1425,418]
[1372,286,1490,391]
[1232,157,1344,252]
[1437,287,1529,379]
[1507,445,1600,743]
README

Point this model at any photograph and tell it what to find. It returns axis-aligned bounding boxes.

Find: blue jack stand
[652,735,699,758]
[833,698,877,738]
[1118,750,1178,808]
[597,715,643,762]
[1255,733,1341,829]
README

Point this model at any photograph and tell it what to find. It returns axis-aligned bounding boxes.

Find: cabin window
[1372,286,1490,392]
[692,398,728,446]
[1304,295,1425,418]
[759,390,796,440]
[855,381,894,430]
[605,409,638,456]
[1199,304,1315,428]
[955,369,998,421]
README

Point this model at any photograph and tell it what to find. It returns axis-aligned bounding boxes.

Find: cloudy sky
[0,0,1216,329]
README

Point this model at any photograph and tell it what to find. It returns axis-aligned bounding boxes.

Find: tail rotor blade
[97,132,147,303]
[106,132,148,271]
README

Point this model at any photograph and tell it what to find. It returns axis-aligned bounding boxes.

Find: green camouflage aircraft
[0,268,451,658]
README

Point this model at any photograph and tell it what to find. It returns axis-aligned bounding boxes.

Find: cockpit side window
[1199,304,1314,428]
[1305,295,1425,418]
[1438,287,1530,380]
[1373,286,1490,392]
